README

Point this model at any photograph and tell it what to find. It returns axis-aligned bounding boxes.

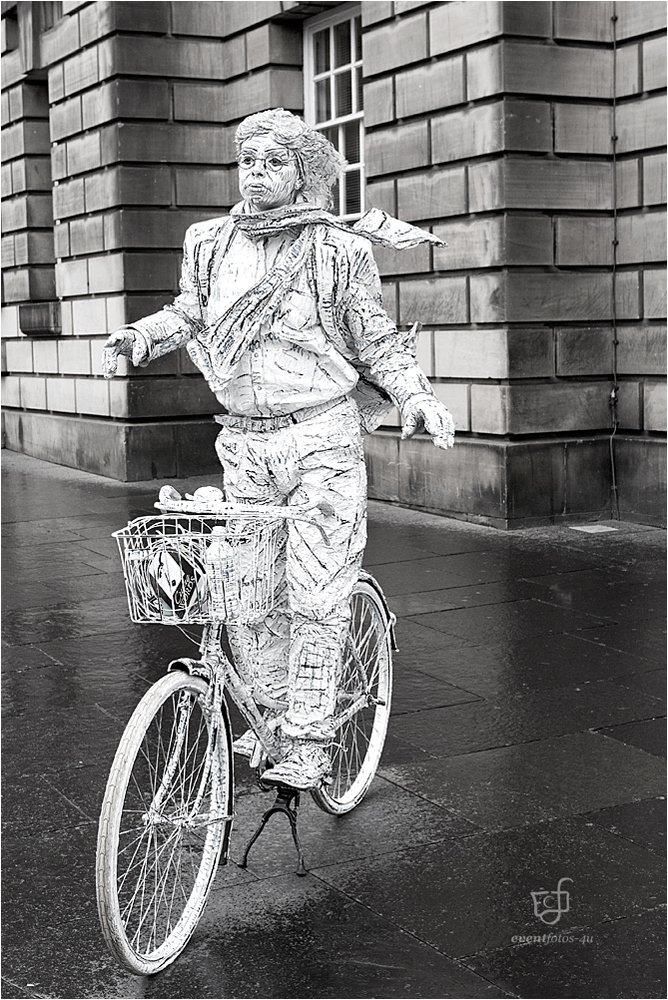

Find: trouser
[214,396,367,741]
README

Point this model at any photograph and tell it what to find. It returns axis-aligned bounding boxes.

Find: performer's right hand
[102,329,135,379]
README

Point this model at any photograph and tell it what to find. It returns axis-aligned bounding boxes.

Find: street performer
[102,108,455,789]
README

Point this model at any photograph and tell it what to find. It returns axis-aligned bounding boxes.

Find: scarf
[187,203,445,391]
[230,201,446,250]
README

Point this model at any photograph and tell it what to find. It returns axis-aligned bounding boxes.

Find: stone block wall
[1,0,328,480]
[1,1,666,525]
[362,0,666,525]
[2,4,56,312]
[4,0,224,478]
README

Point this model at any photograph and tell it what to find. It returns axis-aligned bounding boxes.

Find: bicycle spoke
[137,827,184,950]
[313,582,392,814]
[98,673,231,972]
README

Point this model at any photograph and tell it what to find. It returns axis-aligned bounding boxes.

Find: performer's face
[238,132,301,211]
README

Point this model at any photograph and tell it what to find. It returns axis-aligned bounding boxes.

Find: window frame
[303,3,364,220]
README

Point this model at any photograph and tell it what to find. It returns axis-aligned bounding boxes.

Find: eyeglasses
[237,152,295,172]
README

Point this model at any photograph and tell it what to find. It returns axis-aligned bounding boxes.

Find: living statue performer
[103,108,455,789]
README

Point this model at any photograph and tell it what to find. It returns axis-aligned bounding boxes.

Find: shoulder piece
[185,215,233,246]
[185,217,235,309]
[314,222,369,256]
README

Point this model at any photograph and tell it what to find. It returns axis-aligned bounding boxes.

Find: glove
[401,394,455,450]
[102,329,135,379]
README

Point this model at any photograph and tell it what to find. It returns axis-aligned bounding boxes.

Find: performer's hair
[235,108,346,209]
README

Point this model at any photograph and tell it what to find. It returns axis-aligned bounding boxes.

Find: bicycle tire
[96,670,233,975]
[311,577,393,815]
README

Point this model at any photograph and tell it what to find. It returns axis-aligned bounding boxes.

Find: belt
[214,396,347,433]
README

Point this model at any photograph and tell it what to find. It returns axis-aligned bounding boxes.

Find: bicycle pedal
[256,760,278,792]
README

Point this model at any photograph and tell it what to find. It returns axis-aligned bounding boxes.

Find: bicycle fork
[155,668,233,834]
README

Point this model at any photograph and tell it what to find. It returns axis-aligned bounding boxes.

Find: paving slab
[1,511,137,544]
[365,516,511,560]
[2,450,665,999]
[520,568,666,623]
[463,906,667,999]
[374,730,440,767]
[1,705,122,779]
[2,772,96,836]
[390,579,541,617]
[388,680,664,757]
[191,876,513,999]
[395,626,661,699]
[577,618,667,661]
[582,796,666,857]
[0,570,126,612]
[610,667,667,706]
[391,664,481,714]
[406,599,610,645]
[2,624,195,692]
[1,823,257,1000]
[313,818,666,959]
[1,825,105,998]
[597,717,667,757]
[372,548,600,599]
[1,596,131,645]
[380,731,666,832]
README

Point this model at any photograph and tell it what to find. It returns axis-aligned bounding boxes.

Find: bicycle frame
[169,624,283,763]
[167,597,395,769]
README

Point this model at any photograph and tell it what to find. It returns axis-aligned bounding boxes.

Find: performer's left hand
[401,395,455,450]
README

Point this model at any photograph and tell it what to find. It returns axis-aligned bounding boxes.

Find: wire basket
[114,514,283,625]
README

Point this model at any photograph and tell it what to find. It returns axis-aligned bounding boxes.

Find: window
[40,3,64,33]
[304,5,364,219]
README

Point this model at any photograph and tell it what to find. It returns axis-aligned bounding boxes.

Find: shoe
[232,729,259,758]
[261,741,333,790]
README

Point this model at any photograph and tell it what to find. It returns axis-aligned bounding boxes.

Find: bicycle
[95,486,395,975]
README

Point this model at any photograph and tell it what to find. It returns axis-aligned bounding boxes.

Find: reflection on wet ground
[2,450,666,999]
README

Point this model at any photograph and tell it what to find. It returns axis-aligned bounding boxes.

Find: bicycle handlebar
[154,488,332,545]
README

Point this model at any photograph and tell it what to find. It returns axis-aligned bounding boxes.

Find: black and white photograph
[1,1,666,997]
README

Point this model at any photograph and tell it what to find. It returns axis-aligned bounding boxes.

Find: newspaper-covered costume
[104,111,454,787]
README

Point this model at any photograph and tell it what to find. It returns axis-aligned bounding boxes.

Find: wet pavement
[2,449,666,1000]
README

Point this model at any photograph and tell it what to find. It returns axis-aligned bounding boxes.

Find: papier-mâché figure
[103,108,455,789]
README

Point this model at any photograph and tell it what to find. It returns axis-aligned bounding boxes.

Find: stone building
[1,0,666,526]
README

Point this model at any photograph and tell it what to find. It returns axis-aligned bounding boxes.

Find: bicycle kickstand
[240,785,308,877]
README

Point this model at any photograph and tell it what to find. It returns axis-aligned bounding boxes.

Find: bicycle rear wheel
[312,577,393,815]
[96,670,233,975]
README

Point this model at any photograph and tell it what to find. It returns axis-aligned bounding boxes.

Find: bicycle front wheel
[312,577,393,815]
[96,670,233,975]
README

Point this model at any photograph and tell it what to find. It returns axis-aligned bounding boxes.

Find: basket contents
[205,519,281,623]
[114,514,283,625]
[147,545,208,618]
[206,527,241,620]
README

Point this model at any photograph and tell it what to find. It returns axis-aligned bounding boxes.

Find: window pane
[344,122,360,164]
[334,20,351,67]
[307,13,364,218]
[331,179,341,214]
[354,16,362,61]
[314,28,330,74]
[335,71,352,117]
[315,79,331,123]
[346,171,361,215]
